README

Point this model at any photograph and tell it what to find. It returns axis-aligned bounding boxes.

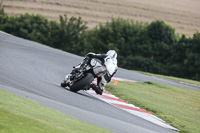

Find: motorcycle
[61,56,108,92]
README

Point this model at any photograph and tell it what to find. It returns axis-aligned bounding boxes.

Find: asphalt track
[0,32,198,132]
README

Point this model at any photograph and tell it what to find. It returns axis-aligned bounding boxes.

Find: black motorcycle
[61,57,107,92]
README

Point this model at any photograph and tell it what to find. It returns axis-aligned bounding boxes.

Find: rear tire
[70,73,94,92]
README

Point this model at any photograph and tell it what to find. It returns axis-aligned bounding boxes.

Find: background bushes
[0,13,87,55]
[0,12,199,81]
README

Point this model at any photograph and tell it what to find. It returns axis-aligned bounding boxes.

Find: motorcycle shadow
[55,84,99,100]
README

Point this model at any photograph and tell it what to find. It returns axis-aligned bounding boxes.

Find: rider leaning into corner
[87,50,118,95]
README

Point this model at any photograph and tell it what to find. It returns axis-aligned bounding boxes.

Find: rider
[87,50,118,95]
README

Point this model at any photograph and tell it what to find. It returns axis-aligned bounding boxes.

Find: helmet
[106,50,117,59]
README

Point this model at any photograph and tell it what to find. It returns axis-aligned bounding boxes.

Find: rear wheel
[70,73,94,92]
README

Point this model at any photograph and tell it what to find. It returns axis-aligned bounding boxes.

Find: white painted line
[87,77,179,131]
[99,93,119,98]
[98,98,139,108]
[112,77,137,83]
[123,109,178,131]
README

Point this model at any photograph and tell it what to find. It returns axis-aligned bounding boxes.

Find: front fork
[64,74,71,84]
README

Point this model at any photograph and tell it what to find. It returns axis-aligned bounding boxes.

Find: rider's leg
[91,76,106,95]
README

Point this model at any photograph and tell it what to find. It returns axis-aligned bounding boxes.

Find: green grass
[0,89,111,133]
[133,70,200,86]
[106,81,200,133]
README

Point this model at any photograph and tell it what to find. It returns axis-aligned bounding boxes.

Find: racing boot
[90,83,103,95]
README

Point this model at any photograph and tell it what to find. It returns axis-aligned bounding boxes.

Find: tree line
[0,11,199,81]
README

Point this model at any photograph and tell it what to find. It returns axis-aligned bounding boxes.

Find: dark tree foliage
[55,15,88,54]
[81,19,200,81]
[0,12,199,81]
[147,20,177,44]
[0,14,50,44]
[0,13,87,55]
[183,32,200,80]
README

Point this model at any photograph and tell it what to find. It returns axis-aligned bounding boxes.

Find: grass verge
[0,89,111,133]
[133,70,200,86]
[106,81,200,133]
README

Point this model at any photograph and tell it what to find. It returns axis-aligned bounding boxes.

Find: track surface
[0,32,198,132]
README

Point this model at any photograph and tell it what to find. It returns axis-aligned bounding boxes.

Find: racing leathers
[87,53,118,95]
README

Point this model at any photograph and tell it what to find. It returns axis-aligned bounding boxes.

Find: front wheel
[61,81,67,87]
[70,73,94,92]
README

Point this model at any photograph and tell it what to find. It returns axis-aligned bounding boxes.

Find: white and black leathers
[87,52,118,95]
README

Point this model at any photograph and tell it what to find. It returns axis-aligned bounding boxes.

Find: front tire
[70,73,94,92]
[61,81,67,87]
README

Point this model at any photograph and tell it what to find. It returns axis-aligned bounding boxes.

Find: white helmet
[106,50,117,59]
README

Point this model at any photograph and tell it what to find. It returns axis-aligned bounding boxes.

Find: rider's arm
[111,69,117,78]
[86,53,107,62]
[104,69,117,83]
[91,54,107,61]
